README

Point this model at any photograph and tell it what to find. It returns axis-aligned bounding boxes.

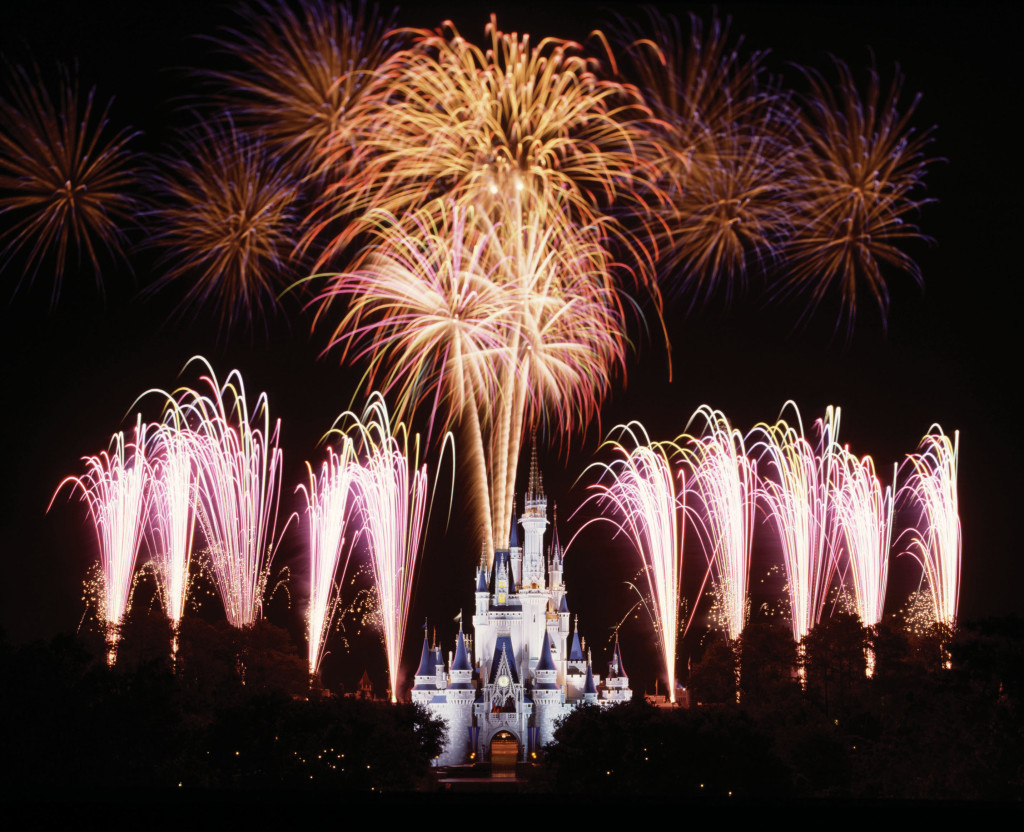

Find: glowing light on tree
[582,422,685,703]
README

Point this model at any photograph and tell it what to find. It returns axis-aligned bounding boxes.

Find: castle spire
[527,434,543,503]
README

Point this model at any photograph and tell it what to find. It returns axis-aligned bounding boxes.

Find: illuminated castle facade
[412,448,631,766]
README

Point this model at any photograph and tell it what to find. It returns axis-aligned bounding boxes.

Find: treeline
[0,615,445,798]
[539,615,1024,801]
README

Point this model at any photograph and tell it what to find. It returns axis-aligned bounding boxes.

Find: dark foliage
[0,625,444,796]
[538,616,1024,800]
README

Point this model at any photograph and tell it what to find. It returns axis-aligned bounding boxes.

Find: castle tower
[532,630,567,749]
[520,438,548,590]
[601,633,633,704]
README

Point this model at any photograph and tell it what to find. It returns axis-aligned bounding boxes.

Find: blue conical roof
[536,630,557,672]
[583,659,597,695]
[414,628,434,678]
[452,627,472,671]
[569,629,584,662]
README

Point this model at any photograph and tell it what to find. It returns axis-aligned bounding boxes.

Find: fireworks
[682,406,756,642]
[583,422,685,703]
[208,0,400,178]
[313,15,659,265]
[339,395,429,703]
[177,358,287,629]
[784,59,935,329]
[617,11,788,304]
[144,409,198,653]
[318,198,628,555]
[51,419,151,664]
[299,440,361,677]
[899,426,960,629]
[0,62,137,299]
[753,404,841,643]
[831,448,894,628]
[147,122,302,327]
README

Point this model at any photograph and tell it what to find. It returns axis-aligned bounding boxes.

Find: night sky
[0,1,1017,695]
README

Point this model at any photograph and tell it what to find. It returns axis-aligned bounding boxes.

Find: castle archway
[489,730,519,777]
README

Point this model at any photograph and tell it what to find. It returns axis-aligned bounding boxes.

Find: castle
[412,447,632,766]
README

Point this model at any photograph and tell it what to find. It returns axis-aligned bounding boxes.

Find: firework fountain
[177,358,286,629]
[144,408,198,658]
[582,423,685,703]
[51,419,151,664]
[900,426,961,631]
[831,447,894,676]
[832,448,894,626]
[754,403,842,645]
[682,406,757,644]
[299,439,361,679]
[341,394,429,703]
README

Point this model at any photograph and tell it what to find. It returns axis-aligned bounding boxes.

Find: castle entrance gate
[490,730,519,778]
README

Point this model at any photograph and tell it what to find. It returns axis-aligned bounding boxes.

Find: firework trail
[144,408,198,655]
[314,204,506,549]
[207,0,400,179]
[317,198,628,557]
[581,422,685,703]
[299,439,361,677]
[147,121,302,327]
[899,426,960,629]
[784,58,935,329]
[681,405,756,642]
[0,61,137,299]
[338,394,428,703]
[50,419,151,664]
[313,15,660,268]
[832,447,894,628]
[753,403,842,643]
[176,358,286,629]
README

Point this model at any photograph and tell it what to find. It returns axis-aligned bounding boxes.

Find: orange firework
[617,11,790,304]
[148,122,302,327]
[207,0,401,179]
[312,15,660,270]
[0,62,138,299]
[784,59,936,329]
[317,196,629,555]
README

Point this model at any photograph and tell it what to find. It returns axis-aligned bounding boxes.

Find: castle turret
[601,633,633,704]
[411,626,438,697]
[532,630,567,749]
[520,438,548,590]
[583,652,598,704]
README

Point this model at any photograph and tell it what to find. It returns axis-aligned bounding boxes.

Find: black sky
[0,1,1018,694]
